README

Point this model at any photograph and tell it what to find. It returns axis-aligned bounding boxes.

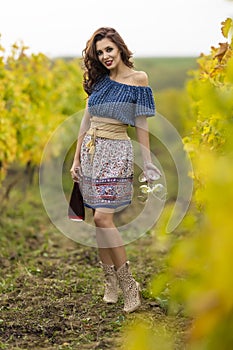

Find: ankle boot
[116,261,141,313]
[100,262,119,303]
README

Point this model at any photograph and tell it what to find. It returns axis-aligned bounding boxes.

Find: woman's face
[96,38,122,70]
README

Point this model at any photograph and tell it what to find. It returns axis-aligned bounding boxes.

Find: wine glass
[137,170,167,202]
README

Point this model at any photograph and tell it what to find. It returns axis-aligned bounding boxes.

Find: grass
[0,183,190,349]
[134,56,198,90]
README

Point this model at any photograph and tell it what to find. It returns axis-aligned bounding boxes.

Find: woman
[70,27,161,313]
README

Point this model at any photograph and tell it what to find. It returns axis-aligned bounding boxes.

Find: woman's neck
[109,63,133,81]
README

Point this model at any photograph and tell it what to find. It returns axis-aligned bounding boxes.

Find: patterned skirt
[80,134,134,210]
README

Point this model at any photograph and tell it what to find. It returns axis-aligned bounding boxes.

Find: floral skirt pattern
[80,134,134,210]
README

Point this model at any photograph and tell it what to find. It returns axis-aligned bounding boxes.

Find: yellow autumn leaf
[221,17,233,39]
[122,320,173,350]
[225,56,233,83]
[207,133,215,143]
[202,125,211,135]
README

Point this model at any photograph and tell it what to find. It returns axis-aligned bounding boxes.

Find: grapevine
[0,37,85,186]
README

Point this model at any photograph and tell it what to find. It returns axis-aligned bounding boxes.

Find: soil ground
[0,188,190,350]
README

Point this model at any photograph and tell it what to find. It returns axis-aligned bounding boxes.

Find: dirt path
[0,191,189,349]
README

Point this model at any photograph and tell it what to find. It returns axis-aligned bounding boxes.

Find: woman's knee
[94,210,113,227]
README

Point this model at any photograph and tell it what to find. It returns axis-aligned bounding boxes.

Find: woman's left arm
[134,71,161,181]
[135,115,161,182]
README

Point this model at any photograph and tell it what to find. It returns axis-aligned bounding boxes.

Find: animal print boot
[116,261,141,313]
[100,262,119,303]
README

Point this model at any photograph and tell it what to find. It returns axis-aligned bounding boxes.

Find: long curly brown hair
[82,27,134,95]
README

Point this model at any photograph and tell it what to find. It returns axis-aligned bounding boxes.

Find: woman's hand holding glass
[138,162,167,202]
[142,162,162,182]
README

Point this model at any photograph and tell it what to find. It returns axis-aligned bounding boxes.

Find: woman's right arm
[70,100,91,180]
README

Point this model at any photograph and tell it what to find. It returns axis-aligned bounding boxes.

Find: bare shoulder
[131,70,149,87]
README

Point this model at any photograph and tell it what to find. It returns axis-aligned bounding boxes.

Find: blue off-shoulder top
[88,74,155,126]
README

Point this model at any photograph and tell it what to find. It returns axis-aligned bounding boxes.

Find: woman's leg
[94,209,124,303]
[94,208,141,312]
[98,248,114,265]
[94,209,127,269]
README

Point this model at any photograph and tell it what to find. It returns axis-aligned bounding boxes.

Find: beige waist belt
[86,117,129,162]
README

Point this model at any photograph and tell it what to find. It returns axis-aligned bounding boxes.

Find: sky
[0,0,233,58]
